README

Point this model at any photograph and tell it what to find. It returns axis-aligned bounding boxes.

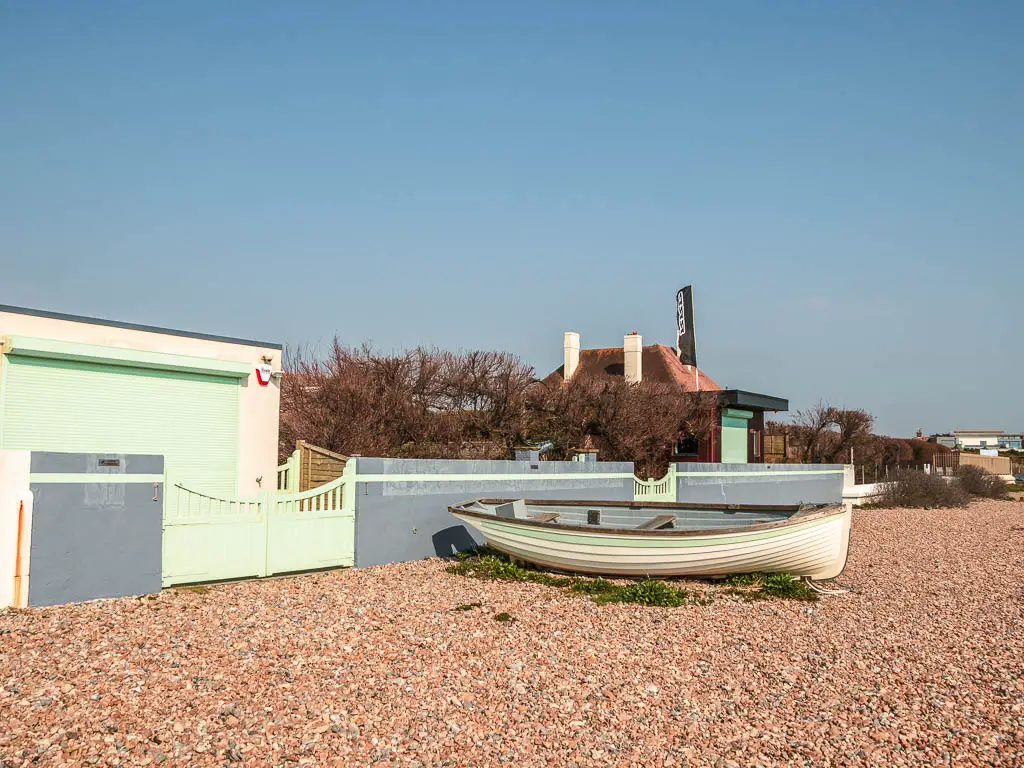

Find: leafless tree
[279,341,534,461]
[280,339,719,475]
[525,378,718,477]
[769,402,877,464]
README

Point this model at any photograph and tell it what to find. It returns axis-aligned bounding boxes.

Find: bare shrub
[955,465,1008,499]
[766,403,955,474]
[524,377,718,477]
[280,338,718,473]
[279,341,535,461]
[768,403,879,464]
[876,469,970,509]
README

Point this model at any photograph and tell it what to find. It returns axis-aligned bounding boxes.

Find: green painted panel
[721,425,748,463]
[29,473,165,484]
[675,469,843,477]
[6,335,252,377]
[161,489,267,586]
[1,356,239,495]
[722,407,754,420]
[162,478,356,585]
[162,518,266,585]
[721,415,751,429]
[267,474,354,573]
[266,515,354,573]
[354,472,634,482]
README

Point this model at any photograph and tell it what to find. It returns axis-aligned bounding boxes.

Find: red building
[544,331,788,463]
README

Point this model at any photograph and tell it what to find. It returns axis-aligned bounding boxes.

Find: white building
[950,430,1023,451]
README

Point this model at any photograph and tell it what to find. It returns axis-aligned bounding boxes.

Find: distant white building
[947,430,1024,451]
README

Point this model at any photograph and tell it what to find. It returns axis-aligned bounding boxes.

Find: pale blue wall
[353,458,634,567]
[675,463,844,505]
[28,452,163,606]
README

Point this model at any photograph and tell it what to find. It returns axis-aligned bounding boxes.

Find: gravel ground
[2,501,1022,767]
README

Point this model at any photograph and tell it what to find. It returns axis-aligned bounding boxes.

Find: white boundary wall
[0,449,32,607]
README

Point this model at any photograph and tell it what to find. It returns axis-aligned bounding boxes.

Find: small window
[676,437,699,456]
[751,429,761,458]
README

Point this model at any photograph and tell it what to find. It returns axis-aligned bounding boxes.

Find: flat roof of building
[0,303,282,350]
[719,389,789,412]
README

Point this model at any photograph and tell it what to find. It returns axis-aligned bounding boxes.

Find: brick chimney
[624,331,642,383]
[563,331,580,380]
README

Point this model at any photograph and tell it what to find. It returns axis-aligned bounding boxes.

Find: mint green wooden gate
[162,468,354,587]
[266,473,354,575]
[162,487,269,586]
[633,465,677,502]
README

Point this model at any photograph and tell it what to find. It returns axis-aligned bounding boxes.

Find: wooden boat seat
[636,514,676,531]
[529,512,559,523]
[495,500,529,519]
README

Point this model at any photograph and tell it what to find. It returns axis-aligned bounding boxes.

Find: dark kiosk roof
[719,389,789,412]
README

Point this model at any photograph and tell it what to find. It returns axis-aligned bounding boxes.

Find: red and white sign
[255,364,273,386]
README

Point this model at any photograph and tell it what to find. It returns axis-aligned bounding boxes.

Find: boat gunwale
[448,498,846,538]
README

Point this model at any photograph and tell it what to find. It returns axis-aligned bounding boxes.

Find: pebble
[0,501,1022,766]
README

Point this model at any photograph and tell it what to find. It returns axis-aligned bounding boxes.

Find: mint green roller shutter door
[720,408,753,464]
[720,426,748,464]
[1,356,239,495]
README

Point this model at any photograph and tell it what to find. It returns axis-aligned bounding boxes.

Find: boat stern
[805,503,853,581]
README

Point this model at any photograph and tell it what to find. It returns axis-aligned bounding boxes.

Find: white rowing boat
[448,498,851,580]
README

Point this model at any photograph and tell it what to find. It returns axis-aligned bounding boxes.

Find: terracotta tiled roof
[543,344,721,392]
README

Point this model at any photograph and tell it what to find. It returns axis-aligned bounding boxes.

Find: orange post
[12,500,25,606]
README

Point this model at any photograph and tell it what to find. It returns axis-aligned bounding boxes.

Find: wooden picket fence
[763,434,789,462]
[929,450,960,476]
[277,441,349,492]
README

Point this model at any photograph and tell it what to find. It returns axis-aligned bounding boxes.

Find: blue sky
[2,2,1021,436]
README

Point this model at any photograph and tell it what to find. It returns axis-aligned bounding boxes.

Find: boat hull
[450,505,851,580]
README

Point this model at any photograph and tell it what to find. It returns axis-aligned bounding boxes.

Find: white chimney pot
[624,332,642,383]
[563,331,581,380]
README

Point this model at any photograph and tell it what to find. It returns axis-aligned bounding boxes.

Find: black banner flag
[675,286,697,367]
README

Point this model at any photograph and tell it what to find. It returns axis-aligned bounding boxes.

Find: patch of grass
[596,578,692,607]
[447,549,704,607]
[565,576,617,596]
[453,546,507,562]
[450,548,813,605]
[177,585,211,595]
[1006,483,1024,493]
[447,548,572,588]
[724,572,818,602]
[453,602,482,611]
[492,612,516,623]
